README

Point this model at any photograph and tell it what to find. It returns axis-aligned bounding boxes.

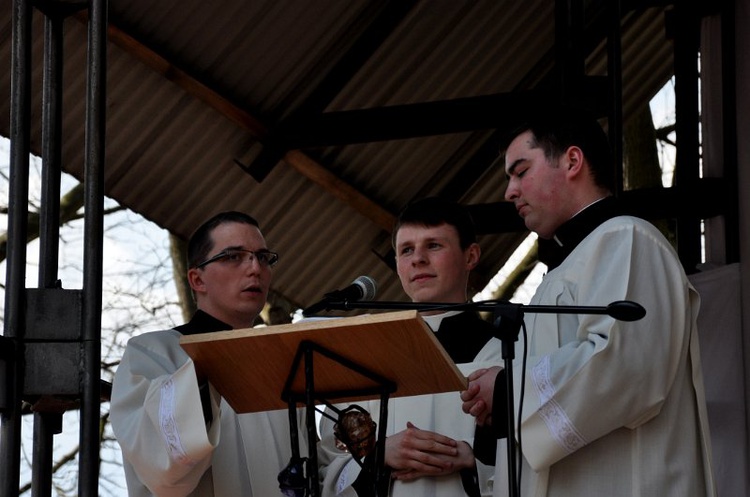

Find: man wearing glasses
[111,211,306,496]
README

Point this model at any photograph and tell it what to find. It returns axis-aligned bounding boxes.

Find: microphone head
[352,275,378,300]
[606,300,646,321]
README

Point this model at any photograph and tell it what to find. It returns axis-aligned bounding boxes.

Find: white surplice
[318,314,503,497]
[111,328,307,496]
[494,216,716,497]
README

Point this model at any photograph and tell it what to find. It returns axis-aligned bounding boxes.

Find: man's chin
[238,301,265,320]
[524,219,548,238]
[410,289,442,304]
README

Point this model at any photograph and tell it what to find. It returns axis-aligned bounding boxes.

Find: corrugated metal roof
[0,0,676,314]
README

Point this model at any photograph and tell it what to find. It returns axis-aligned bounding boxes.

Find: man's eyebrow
[218,244,267,253]
[506,158,524,178]
[397,235,445,247]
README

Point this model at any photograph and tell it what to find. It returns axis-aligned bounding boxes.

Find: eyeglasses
[194,248,279,269]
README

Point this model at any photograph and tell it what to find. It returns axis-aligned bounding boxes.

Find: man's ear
[565,146,585,176]
[465,243,481,270]
[187,267,206,294]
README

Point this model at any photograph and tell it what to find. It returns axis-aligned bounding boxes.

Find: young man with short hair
[111,211,307,496]
[462,108,716,496]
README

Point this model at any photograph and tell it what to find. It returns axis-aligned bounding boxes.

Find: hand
[391,440,475,481]
[385,422,466,480]
[460,366,502,426]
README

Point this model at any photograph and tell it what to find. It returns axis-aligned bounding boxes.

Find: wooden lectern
[180,310,466,412]
[180,310,468,496]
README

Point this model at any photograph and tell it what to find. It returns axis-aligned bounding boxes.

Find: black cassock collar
[537,196,624,271]
[175,309,232,335]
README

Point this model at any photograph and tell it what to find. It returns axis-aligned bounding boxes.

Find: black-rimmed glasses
[194,248,279,269]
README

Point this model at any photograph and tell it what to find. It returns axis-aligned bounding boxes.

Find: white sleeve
[110,332,220,496]
[517,219,696,471]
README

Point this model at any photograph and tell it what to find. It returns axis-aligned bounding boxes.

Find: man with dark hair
[461,108,716,496]
[319,197,502,497]
[391,196,479,252]
[111,211,307,496]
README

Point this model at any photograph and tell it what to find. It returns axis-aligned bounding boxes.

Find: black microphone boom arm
[324,299,646,322]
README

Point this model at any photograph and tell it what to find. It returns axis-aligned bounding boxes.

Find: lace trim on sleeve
[532,356,587,454]
[160,378,194,465]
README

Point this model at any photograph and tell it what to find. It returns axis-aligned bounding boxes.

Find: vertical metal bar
[374,393,390,497]
[31,413,62,497]
[608,0,623,197]
[720,0,739,264]
[304,347,320,495]
[79,0,107,495]
[1,1,32,495]
[673,3,702,273]
[31,10,66,497]
[493,304,524,497]
[39,12,63,287]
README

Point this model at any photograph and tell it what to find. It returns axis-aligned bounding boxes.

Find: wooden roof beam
[73,13,395,232]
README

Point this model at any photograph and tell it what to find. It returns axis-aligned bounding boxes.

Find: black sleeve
[491,369,509,439]
[473,423,497,465]
[473,369,509,465]
[459,465,482,497]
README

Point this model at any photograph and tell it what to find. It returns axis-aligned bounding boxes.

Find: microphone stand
[315,298,645,497]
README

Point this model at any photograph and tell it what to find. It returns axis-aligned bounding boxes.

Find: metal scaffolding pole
[31,6,66,497]
[1,1,108,496]
[1,1,33,495]
[79,0,107,495]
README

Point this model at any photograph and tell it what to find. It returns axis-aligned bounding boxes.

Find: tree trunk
[169,233,196,322]
[623,105,664,190]
[623,104,676,245]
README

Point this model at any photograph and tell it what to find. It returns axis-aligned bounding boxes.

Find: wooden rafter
[74,13,395,232]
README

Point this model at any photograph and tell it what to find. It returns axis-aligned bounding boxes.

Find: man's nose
[411,247,428,264]
[504,179,519,201]
[242,255,262,272]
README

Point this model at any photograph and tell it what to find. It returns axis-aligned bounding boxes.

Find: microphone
[302,275,378,316]
[606,300,647,321]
